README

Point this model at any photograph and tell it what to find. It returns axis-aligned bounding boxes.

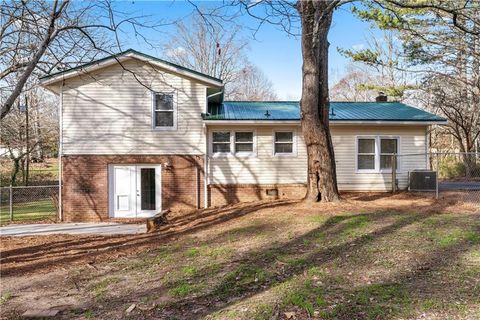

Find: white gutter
[58,82,64,221]
[203,120,301,125]
[330,120,448,125]
[203,120,447,126]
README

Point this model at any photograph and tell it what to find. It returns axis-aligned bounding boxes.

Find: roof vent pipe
[376,92,388,102]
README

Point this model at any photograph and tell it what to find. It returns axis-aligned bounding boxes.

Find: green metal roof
[39,49,223,84]
[203,101,446,122]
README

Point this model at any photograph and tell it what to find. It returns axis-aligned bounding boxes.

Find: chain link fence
[397,152,480,206]
[0,185,59,225]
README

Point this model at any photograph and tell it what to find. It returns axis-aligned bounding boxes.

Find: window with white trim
[356,136,399,172]
[380,138,398,170]
[235,132,254,154]
[212,131,231,153]
[153,93,175,128]
[357,138,376,170]
[274,131,294,155]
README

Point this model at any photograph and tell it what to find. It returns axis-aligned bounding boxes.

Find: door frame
[108,164,162,218]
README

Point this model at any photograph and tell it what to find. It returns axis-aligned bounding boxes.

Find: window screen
[154,93,174,127]
[212,131,231,153]
[235,132,254,153]
[274,132,294,154]
[357,138,376,170]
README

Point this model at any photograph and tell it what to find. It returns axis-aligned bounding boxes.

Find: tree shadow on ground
[0,200,295,276]
[52,199,478,319]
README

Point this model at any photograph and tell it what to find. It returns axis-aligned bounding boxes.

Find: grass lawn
[0,193,479,319]
[0,199,57,225]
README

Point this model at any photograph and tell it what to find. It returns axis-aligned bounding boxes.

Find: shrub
[438,156,465,179]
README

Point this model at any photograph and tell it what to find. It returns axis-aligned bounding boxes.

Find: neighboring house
[40,49,446,222]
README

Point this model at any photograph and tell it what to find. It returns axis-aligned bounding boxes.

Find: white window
[380,138,399,170]
[357,138,376,170]
[356,136,400,172]
[153,92,176,129]
[212,131,231,154]
[235,132,254,154]
[274,131,295,155]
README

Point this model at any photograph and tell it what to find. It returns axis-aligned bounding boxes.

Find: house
[40,49,446,222]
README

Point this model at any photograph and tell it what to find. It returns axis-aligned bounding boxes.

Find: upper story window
[356,136,399,172]
[274,131,295,156]
[153,92,176,129]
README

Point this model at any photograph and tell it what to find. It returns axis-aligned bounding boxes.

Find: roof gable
[203,101,447,123]
[39,49,223,88]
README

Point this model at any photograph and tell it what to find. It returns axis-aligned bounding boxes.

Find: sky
[115,1,382,100]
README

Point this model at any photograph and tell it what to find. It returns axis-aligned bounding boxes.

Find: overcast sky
[116,1,382,100]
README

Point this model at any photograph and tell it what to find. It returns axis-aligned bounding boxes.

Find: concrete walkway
[0,223,146,237]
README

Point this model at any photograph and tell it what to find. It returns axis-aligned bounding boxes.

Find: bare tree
[1,88,58,185]
[0,0,166,119]
[227,64,278,101]
[164,14,277,100]
[330,64,377,101]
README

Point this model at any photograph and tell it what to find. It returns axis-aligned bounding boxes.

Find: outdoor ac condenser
[409,170,437,191]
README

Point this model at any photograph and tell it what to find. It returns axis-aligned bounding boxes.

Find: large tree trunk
[298,1,340,202]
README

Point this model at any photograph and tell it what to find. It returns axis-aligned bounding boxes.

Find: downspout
[58,81,64,221]
[425,126,430,170]
[204,89,222,208]
[204,127,209,209]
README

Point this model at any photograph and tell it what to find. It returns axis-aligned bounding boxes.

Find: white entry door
[110,165,161,218]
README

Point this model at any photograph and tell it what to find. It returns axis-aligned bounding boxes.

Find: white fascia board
[203,120,301,126]
[40,53,223,88]
[330,120,448,125]
[203,120,447,126]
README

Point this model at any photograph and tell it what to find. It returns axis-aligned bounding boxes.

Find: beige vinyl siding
[208,124,427,191]
[61,59,207,155]
[207,126,307,184]
[332,125,427,191]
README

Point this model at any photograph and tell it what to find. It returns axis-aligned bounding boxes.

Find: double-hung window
[212,131,231,154]
[357,138,376,170]
[153,93,175,129]
[274,131,295,155]
[211,131,255,156]
[356,136,399,172]
[380,138,398,170]
[235,132,254,154]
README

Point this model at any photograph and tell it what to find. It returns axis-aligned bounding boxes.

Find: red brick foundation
[62,155,204,222]
[208,184,306,207]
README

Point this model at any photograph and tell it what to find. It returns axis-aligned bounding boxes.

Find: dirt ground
[1,192,479,319]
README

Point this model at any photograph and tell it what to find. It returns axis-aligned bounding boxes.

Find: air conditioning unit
[409,170,437,191]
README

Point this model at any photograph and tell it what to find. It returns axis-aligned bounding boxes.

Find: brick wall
[62,155,204,222]
[208,184,306,207]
